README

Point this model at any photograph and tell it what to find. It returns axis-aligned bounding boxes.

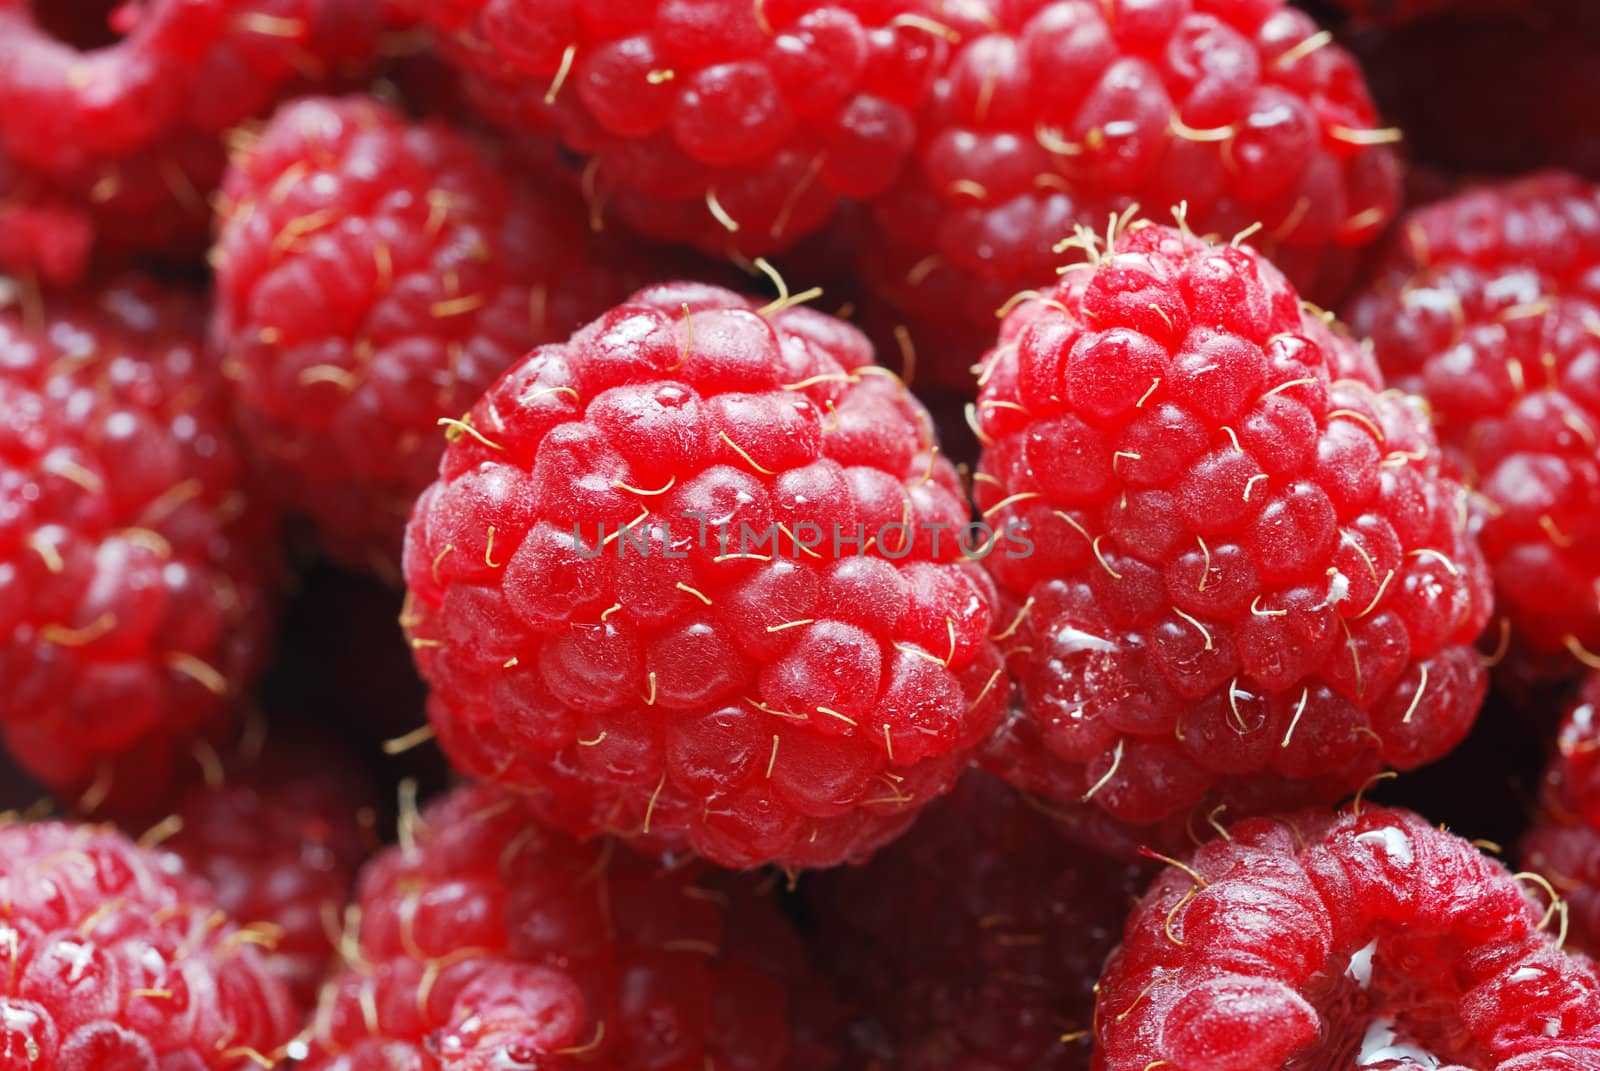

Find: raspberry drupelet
[161,735,377,1011]
[296,782,840,1071]
[860,0,1403,385]
[0,0,383,282]
[394,0,948,257]
[401,281,1006,870]
[1347,173,1600,679]
[807,770,1149,1070]
[1096,804,1600,1070]
[0,275,275,809]
[0,819,298,1069]
[974,219,1493,829]
[213,95,657,573]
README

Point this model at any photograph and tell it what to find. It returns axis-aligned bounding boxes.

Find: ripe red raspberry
[295,782,840,1070]
[0,0,383,282]
[0,275,275,808]
[807,770,1150,1070]
[160,736,376,1011]
[396,0,947,257]
[974,220,1492,828]
[1097,804,1600,1070]
[213,96,659,573]
[861,0,1402,385]
[401,281,1006,869]
[1346,173,1600,676]
[0,820,298,1069]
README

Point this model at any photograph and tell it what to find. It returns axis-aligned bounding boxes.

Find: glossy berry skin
[298,782,839,1071]
[402,281,1006,870]
[1348,173,1600,676]
[862,0,1401,384]
[1096,805,1600,1070]
[396,0,946,256]
[214,96,656,573]
[0,820,298,1070]
[975,222,1492,828]
[0,0,382,282]
[162,739,375,1010]
[0,276,275,808]
[807,770,1149,1070]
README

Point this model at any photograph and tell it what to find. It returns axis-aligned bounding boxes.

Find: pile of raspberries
[6,1,1600,1068]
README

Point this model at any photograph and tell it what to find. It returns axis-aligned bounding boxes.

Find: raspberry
[1096,804,1600,1070]
[807,771,1149,1070]
[861,0,1402,384]
[0,275,275,809]
[213,96,657,573]
[161,735,376,1010]
[401,281,1006,869]
[1346,173,1600,674]
[295,782,840,1070]
[396,0,947,257]
[1555,674,1600,827]
[0,0,383,282]
[0,819,298,1069]
[974,220,1492,828]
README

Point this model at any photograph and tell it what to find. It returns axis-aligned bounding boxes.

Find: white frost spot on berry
[1354,827,1414,867]
[1343,937,1377,988]
[1357,1018,1442,1068]
[1049,623,1115,655]
[1325,569,1350,606]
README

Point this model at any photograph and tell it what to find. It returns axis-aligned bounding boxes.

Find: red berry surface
[861,0,1402,385]
[1347,172,1600,674]
[395,0,948,256]
[401,281,1006,869]
[0,275,275,808]
[162,735,376,1010]
[807,770,1149,1070]
[297,782,839,1070]
[0,0,383,282]
[1097,804,1600,1070]
[0,819,298,1069]
[974,220,1492,829]
[213,95,659,573]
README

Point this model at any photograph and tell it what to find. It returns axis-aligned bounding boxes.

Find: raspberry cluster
[0,0,383,282]
[296,782,838,1070]
[1348,172,1600,676]
[213,95,656,571]
[403,281,1006,869]
[1097,805,1600,1070]
[975,220,1493,827]
[0,275,275,808]
[863,0,1402,384]
[395,0,948,256]
[0,820,298,1069]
